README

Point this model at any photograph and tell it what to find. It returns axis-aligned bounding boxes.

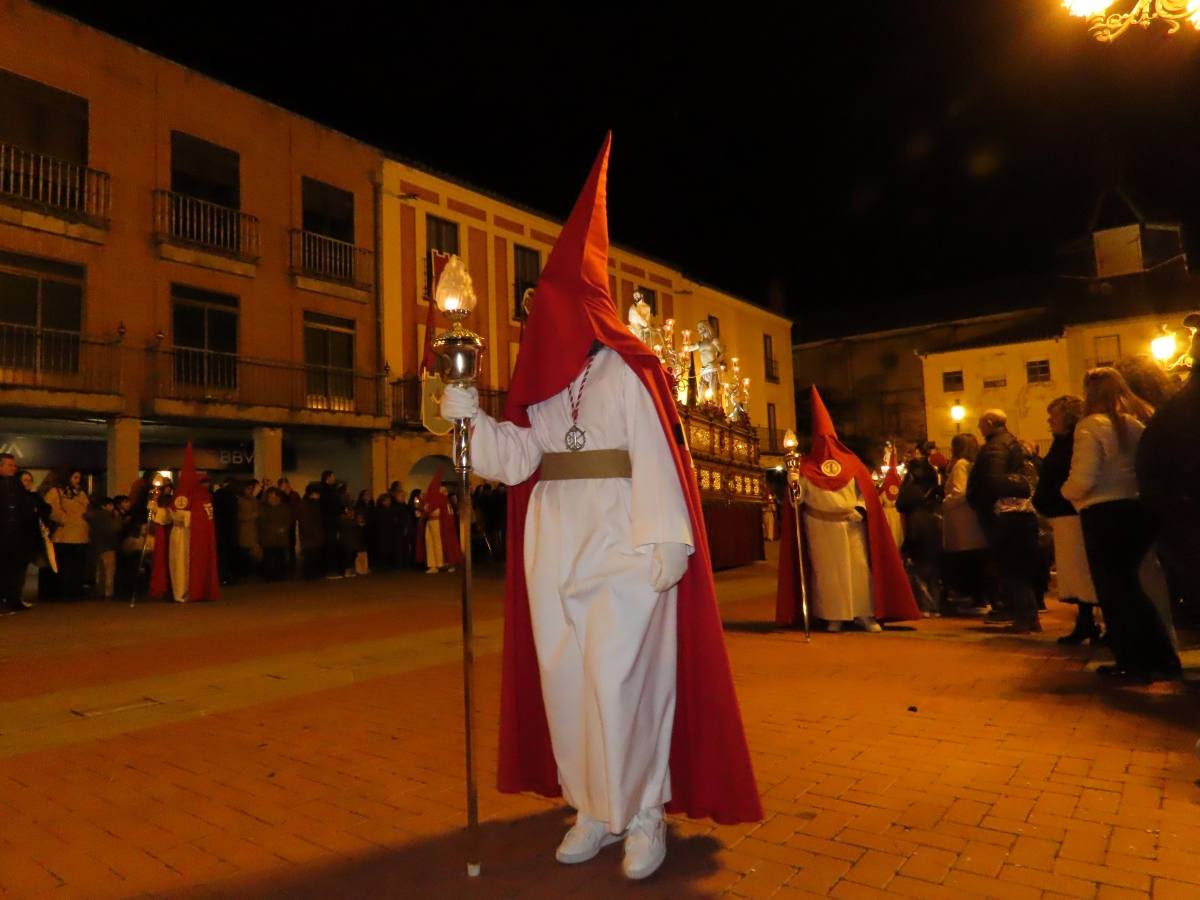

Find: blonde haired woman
[1033,396,1098,643]
[942,433,987,609]
[1062,369,1180,682]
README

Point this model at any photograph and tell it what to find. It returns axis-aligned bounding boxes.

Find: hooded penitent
[776,388,919,625]
[150,441,219,602]
[497,133,761,824]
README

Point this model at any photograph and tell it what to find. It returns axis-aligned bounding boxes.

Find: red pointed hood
[177,441,200,499]
[504,133,656,426]
[880,446,902,501]
[424,468,449,511]
[800,386,863,491]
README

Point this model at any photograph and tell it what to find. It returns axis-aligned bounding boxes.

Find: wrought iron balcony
[757,426,787,454]
[150,348,383,417]
[0,324,120,394]
[0,141,111,225]
[391,376,506,427]
[289,229,374,289]
[764,356,781,383]
[152,190,260,261]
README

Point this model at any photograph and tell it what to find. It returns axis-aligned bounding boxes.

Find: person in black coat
[1137,319,1200,625]
[369,493,398,570]
[211,479,240,585]
[0,453,41,613]
[897,457,943,615]
[966,409,1041,632]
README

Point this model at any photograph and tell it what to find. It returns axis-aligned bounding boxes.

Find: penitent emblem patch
[174,495,189,510]
[820,459,843,477]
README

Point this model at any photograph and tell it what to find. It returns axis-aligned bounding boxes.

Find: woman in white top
[941,434,987,608]
[1061,368,1181,682]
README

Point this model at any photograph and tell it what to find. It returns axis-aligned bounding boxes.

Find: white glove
[440,384,479,421]
[650,542,689,593]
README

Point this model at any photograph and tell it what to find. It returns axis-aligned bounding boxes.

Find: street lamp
[950,400,966,433]
[1151,328,1178,363]
[781,429,811,640]
[431,254,484,878]
[1063,0,1200,42]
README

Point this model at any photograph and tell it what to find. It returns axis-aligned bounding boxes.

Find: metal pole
[454,418,481,878]
[789,490,812,641]
[131,503,157,608]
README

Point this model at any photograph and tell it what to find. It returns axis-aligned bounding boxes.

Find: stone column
[363,431,389,498]
[106,417,141,498]
[253,427,283,482]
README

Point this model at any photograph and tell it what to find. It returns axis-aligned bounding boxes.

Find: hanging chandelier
[1063,0,1200,41]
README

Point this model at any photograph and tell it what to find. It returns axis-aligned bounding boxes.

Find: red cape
[777,390,919,624]
[497,134,761,824]
[150,442,219,602]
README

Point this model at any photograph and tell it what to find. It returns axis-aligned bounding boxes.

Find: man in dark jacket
[0,453,40,613]
[966,410,1041,632]
[1137,317,1200,624]
[211,479,239,585]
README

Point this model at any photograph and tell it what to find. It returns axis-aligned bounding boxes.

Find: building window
[942,370,964,392]
[301,177,354,243]
[767,402,778,451]
[1026,359,1051,383]
[0,250,84,374]
[763,333,780,383]
[0,68,88,164]
[303,311,355,411]
[170,131,240,209]
[426,215,460,297]
[982,375,1007,389]
[636,286,657,314]
[513,244,540,319]
[1093,334,1121,367]
[171,284,238,389]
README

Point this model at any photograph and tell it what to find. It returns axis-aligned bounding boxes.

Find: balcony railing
[391,376,506,427]
[289,230,374,289]
[757,426,787,454]
[153,190,260,261]
[764,357,781,383]
[151,349,383,416]
[0,141,111,225]
[0,324,120,394]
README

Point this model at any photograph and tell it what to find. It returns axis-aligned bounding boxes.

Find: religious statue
[627,290,654,344]
[684,320,726,406]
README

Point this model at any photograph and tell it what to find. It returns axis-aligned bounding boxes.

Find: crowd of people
[874,349,1196,683]
[0,461,510,613]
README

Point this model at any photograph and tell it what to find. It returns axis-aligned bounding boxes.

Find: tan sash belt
[540,449,632,481]
[803,505,861,523]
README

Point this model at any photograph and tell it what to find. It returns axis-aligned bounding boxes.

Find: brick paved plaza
[1,551,1198,899]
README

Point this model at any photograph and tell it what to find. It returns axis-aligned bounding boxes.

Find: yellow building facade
[378,159,796,487]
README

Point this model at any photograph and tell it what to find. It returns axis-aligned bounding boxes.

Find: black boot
[1057,604,1100,645]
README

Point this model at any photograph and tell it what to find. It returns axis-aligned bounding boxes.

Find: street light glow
[1151,331,1177,362]
[950,402,966,423]
[1063,0,1111,15]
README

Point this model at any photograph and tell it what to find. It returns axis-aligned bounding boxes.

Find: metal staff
[131,474,166,608]
[430,255,484,878]
[782,431,811,640]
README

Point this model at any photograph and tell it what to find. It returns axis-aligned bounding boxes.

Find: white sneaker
[425,568,437,575]
[826,620,843,633]
[622,806,666,880]
[555,813,622,864]
[856,616,883,633]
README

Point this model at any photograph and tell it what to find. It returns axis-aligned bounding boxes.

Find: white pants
[425,518,443,570]
[525,480,677,834]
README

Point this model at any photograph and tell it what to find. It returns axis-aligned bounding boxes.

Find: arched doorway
[407,454,454,493]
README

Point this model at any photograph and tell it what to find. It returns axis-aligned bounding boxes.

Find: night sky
[41,1,1200,335]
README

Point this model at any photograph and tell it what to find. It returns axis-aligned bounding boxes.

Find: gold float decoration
[1063,0,1200,42]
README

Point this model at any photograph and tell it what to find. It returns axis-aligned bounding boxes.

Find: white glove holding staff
[441,384,480,421]
[651,542,689,593]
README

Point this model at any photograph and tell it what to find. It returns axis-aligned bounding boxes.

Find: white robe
[800,479,873,623]
[469,348,693,833]
[425,510,444,570]
[155,506,190,603]
[880,499,904,551]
